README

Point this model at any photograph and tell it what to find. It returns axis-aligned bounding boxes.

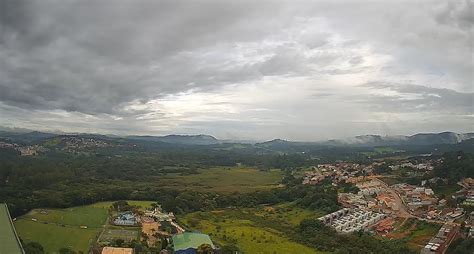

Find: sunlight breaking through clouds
[0,0,472,140]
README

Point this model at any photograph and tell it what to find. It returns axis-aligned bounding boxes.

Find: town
[302,158,474,253]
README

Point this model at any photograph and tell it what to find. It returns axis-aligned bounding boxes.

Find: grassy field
[385,218,441,252]
[14,220,99,254]
[405,221,441,251]
[253,203,326,226]
[157,167,283,193]
[179,204,325,254]
[14,200,155,254]
[18,205,108,228]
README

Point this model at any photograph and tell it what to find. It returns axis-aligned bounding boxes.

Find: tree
[112,200,129,211]
[113,238,125,247]
[221,244,239,254]
[197,244,213,254]
[59,247,76,254]
[160,237,168,250]
[447,238,474,254]
[24,242,44,254]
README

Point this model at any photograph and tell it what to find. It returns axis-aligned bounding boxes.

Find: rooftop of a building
[101,247,134,254]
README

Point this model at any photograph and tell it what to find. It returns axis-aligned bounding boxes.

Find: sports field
[14,200,155,254]
[14,204,108,253]
[99,229,139,242]
[19,205,108,228]
[14,220,99,254]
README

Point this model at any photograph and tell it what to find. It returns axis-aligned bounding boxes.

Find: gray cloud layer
[0,0,472,140]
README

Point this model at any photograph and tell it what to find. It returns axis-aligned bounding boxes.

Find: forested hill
[1,130,473,156]
[433,151,474,183]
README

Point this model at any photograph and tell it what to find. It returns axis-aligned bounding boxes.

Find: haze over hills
[323,132,474,147]
[127,134,220,145]
[0,127,473,147]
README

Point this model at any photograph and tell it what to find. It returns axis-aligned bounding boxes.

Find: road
[373,177,454,225]
[370,177,413,218]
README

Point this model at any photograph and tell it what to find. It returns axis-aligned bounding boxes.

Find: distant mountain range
[323,132,474,147]
[127,134,219,145]
[0,127,473,147]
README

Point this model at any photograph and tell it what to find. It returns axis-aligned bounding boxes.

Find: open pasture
[14,219,99,254]
[19,205,108,228]
[158,167,283,193]
[180,205,325,254]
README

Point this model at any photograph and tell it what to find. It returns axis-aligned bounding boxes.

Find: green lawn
[14,220,99,254]
[158,167,283,193]
[14,200,155,254]
[253,203,325,226]
[180,205,325,254]
[19,205,108,228]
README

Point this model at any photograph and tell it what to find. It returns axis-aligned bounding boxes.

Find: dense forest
[433,151,474,183]
[0,145,336,216]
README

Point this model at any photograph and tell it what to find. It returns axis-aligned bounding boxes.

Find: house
[101,247,134,254]
[172,232,215,254]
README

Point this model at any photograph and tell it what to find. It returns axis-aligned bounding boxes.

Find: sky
[0,0,472,141]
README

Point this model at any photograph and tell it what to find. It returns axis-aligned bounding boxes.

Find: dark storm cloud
[0,0,472,139]
[435,0,473,29]
[0,0,292,115]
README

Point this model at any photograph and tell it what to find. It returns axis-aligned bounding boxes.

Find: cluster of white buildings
[338,193,373,208]
[0,141,42,156]
[302,162,380,186]
[392,183,438,211]
[144,206,175,222]
[356,180,384,196]
[389,161,434,171]
[319,208,386,233]
[421,223,459,254]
